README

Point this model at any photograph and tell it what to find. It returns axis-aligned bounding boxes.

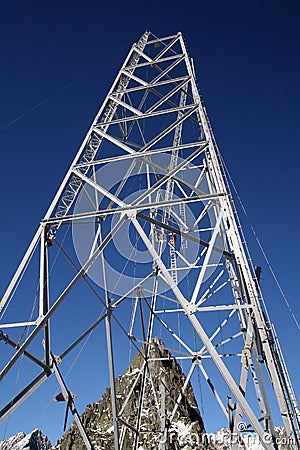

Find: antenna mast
[0,31,299,450]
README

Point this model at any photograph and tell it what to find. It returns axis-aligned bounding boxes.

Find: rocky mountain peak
[54,338,205,449]
[0,428,51,450]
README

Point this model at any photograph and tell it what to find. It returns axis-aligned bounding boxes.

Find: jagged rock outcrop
[54,338,206,449]
[1,339,291,450]
[0,428,52,450]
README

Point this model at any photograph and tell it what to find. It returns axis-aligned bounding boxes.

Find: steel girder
[0,31,299,450]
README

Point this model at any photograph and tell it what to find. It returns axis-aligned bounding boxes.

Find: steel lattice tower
[0,31,299,450]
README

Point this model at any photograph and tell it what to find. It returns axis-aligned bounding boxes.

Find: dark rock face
[0,429,52,450]
[54,338,206,449]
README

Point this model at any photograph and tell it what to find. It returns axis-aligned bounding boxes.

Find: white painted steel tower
[0,31,299,450]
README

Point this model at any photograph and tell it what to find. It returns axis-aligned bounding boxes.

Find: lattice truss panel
[0,31,299,450]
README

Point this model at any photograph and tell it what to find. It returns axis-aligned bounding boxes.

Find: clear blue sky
[0,0,299,444]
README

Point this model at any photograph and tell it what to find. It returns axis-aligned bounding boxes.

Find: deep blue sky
[0,0,300,443]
